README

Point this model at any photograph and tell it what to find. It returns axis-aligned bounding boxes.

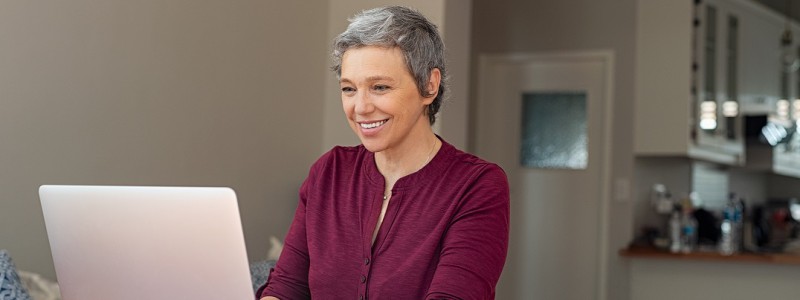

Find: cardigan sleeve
[258,157,325,300]
[425,165,510,300]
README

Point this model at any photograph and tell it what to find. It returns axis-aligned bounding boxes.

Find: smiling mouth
[359,120,387,129]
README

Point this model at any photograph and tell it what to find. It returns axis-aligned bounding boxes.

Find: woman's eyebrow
[340,76,396,84]
[364,75,394,82]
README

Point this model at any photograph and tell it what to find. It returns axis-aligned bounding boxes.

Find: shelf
[620,246,800,266]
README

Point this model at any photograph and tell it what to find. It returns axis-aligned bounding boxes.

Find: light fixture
[761,122,788,146]
[700,101,717,130]
[777,99,791,120]
[793,99,800,126]
[722,100,739,117]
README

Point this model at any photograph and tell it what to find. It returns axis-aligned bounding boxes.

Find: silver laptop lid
[40,185,255,300]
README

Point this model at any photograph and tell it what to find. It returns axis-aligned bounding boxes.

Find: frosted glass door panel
[520,92,588,169]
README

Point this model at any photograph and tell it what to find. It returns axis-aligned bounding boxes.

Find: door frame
[476,51,615,300]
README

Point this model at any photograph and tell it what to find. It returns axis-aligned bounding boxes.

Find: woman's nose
[354,91,374,115]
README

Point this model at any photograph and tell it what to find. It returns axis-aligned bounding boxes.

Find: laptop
[39,185,255,300]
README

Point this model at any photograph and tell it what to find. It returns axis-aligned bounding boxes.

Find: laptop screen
[40,185,255,300]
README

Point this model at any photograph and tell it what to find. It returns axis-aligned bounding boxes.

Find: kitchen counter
[622,246,800,300]
[620,246,800,266]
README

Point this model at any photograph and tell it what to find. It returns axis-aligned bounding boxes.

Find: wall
[768,173,800,197]
[470,0,636,299]
[440,0,472,150]
[634,159,771,234]
[0,0,328,280]
[633,157,694,231]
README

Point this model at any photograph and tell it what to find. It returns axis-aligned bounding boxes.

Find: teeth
[360,120,387,129]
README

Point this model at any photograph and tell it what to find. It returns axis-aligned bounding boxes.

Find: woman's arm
[255,195,311,299]
[425,166,510,300]
[260,297,280,300]
[256,158,325,300]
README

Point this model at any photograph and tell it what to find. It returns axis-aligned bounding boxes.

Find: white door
[476,52,613,300]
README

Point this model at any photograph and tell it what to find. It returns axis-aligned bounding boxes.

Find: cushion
[0,250,32,300]
[249,260,276,293]
[18,270,60,300]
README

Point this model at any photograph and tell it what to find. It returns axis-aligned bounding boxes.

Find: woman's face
[339,46,438,154]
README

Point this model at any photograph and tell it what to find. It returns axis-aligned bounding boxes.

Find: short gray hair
[332,6,447,125]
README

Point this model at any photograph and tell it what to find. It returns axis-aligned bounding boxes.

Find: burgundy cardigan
[258,138,509,299]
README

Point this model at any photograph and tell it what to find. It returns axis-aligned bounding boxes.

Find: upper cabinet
[636,0,800,176]
[634,0,752,165]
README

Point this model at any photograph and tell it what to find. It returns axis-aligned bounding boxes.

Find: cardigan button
[360,275,366,283]
[364,258,370,265]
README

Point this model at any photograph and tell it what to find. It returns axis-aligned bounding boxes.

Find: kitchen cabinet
[634,0,788,165]
[623,247,800,300]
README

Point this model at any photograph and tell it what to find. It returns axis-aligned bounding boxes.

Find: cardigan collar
[362,135,455,191]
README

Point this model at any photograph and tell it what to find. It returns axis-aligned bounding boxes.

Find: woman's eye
[341,87,355,93]
[373,85,390,92]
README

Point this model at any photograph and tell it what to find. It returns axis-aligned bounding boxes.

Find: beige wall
[470,0,636,299]
[440,0,472,150]
[0,0,328,280]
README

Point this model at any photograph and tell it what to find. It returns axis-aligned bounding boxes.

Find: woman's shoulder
[436,142,509,209]
[328,144,365,155]
[444,143,505,176]
[306,144,368,174]
[429,141,508,191]
[318,144,366,163]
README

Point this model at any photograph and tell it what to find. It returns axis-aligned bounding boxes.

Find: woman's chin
[358,139,387,153]
[361,143,383,153]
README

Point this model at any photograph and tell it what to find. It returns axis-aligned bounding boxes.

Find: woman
[258,6,509,300]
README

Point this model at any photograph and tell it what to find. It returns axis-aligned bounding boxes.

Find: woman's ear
[423,68,441,104]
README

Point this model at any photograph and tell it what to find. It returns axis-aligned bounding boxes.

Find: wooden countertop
[620,246,800,265]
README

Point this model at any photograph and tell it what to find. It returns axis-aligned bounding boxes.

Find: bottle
[681,208,698,253]
[734,196,746,251]
[669,207,682,253]
[719,218,734,255]
[719,193,737,255]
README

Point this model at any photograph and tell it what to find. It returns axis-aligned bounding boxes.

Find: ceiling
[753,0,800,23]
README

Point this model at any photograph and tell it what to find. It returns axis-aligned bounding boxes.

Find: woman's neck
[374,130,440,184]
